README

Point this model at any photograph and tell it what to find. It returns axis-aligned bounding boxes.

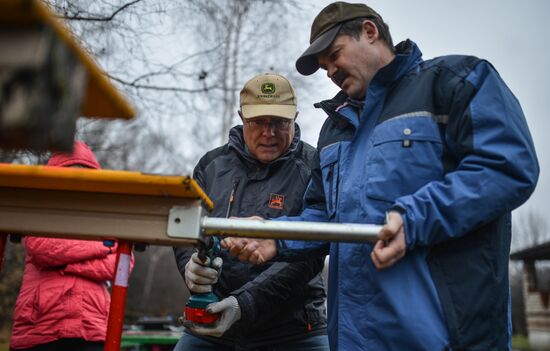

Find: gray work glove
[184,252,223,293]
[188,296,241,337]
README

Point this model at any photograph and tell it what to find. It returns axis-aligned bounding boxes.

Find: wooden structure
[511,241,550,350]
[0,163,211,351]
[0,163,211,245]
[0,0,135,151]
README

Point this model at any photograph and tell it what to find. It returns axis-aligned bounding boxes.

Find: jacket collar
[372,39,423,86]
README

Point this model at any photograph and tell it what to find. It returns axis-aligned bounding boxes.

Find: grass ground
[512,335,531,350]
[0,328,9,351]
[0,333,532,350]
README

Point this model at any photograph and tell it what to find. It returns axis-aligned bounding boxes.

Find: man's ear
[362,20,379,42]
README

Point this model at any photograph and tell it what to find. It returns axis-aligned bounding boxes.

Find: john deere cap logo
[261,82,276,94]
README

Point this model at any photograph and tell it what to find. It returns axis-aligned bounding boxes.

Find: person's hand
[220,216,264,256]
[222,238,277,264]
[371,211,406,270]
[220,216,277,264]
[186,296,241,337]
[184,252,223,293]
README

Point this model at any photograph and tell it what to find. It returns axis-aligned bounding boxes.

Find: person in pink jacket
[10,141,119,351]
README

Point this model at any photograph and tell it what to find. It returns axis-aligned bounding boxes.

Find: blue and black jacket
[277,40,539,350]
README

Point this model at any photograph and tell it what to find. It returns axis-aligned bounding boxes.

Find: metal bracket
[167,204,205,240]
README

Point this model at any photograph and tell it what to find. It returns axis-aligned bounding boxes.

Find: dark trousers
[12,338,104,351]
[173,332,329,351]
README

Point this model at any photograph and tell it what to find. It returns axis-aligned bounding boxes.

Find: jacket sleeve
[395,60,539,248]
[63,252,116,281]
[63,246,135,281]
[24,237,111,268]
[231,258,325,326]
[274,155,331,260]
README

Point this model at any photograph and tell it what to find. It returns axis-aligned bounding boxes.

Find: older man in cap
[224,2,539,350]
[173,73,329,351]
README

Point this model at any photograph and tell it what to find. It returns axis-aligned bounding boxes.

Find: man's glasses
[245,118,292,131]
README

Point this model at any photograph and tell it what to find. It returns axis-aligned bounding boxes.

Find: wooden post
[0,233,7,272]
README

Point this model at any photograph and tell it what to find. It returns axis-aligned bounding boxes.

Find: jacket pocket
[428,215,510,350]
[13,288,39,324]
[366,117,444,202]
[320,143,340,219]
[36,279,71,320]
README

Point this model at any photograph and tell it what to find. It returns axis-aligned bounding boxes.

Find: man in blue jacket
[225,2,540,350]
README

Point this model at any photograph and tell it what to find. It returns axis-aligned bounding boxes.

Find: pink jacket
[10,238,117,349]
[10,141,125,349]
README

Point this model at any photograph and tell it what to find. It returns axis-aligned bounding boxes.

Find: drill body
[184,237,221,325]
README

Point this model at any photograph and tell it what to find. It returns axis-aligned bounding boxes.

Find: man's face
[241,115,295,163]
[318,22,380,99]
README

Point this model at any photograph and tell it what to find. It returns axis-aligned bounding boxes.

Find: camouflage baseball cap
[240,73,297,120]
[296,2,381,76]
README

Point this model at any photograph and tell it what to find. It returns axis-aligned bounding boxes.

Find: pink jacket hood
[47,141,101,169]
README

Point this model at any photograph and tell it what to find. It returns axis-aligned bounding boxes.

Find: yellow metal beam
[0,163,212,208]
[0,164,212,246]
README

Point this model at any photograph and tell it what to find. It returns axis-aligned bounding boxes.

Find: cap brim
[296,24,342,76]
[241,104,297,119]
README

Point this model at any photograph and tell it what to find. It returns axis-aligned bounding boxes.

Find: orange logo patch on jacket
[268,193,285,210]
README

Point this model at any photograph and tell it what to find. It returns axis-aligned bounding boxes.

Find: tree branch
[130,43,223,85]
[60,0,144,22]
[108,74,213,93]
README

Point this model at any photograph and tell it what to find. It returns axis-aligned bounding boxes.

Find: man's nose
[327,63,337,79]
[261,122,276,136]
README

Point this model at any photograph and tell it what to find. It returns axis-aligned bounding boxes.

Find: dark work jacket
[174,125,327,350]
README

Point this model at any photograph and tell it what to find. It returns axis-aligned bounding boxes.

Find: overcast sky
[293,0,549,218]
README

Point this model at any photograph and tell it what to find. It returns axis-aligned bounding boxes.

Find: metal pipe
[201,218,382,243]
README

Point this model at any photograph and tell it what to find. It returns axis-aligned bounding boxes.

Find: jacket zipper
[327,165,334,213]
[225,179,239,218]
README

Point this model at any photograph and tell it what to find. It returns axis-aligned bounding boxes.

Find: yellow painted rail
[0,163,212,209]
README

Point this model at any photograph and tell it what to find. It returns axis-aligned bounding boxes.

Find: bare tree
[39,0,305,173]
[180,0,304,144]
[512,210,550,252]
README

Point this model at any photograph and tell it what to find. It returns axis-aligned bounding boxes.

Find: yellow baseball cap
[240,73,297,119]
